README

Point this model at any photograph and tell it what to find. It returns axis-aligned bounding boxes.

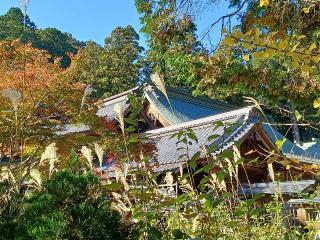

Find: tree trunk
[285,73,301,144]
[288,103,301,144]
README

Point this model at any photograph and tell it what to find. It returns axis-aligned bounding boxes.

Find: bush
[0,152,129,240]
[0,181,23,240]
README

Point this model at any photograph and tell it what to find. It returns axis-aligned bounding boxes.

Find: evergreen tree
[67,26,144,97]
[0,7,36,42]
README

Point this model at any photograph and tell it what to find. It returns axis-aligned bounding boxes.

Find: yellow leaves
[221,27,228,34]
[252,51,264,59]
[264,48,274,57]
[290,42,300,52]
[313,55,320,63]
[297,35,306,40]
[281,159,292,170]
[309,42,317,51]
[268,31,278,43]
[303,7,310,14]
[243,54,250,62]
[245,29,254,36]
[223,36,235,46]
[244,42,252,49]
[251,50,272,60]
[295,110,302,121]
[260,0,269,7]
[233,30,243,39]
[291,158,300,164]
[292,61,300,68]
[299,64,311,73]
[251,48,274,60]
[314,99,320,109]
[276,139,285,150]
[254,28,260,42]
[278,39,288,50]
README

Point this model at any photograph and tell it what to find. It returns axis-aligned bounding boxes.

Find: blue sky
[0,0,234,49]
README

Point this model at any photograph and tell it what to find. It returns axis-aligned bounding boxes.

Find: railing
[283,203,320,228]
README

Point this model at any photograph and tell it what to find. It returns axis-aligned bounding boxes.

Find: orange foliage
[0,40,96,155]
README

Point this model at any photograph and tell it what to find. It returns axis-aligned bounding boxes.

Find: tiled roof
[239,180,315,195]
[144,85,238,125]
[287,197,320,204]
[95,84,320,171]
[96,87,139,120]
[146,107,258,169]
[262,124,320,164]
[55,124,90,136]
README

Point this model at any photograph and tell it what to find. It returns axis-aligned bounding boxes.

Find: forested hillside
[0,7,84,67]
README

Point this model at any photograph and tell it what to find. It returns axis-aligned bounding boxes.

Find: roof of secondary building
[262,123,320,164]
[55,124,90,136]
[239,180,315,195]
[96,87,139,120]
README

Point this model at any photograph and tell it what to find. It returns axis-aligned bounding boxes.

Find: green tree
[66,41,104,93]
[172,0,320,142]
[0,7,36,42]
[33,28,84,68]
[0,8,83,67]
[135,0,207,89]
[101,25,144,95]
[67,26,143,97]
[19,173,126,239]
[220,0,320,142]
[0,151,130,240]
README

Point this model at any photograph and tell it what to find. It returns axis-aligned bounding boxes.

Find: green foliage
[0,7,36,42]
[135,0,207,89]
[33,27,83,67]
[102,26,143,95]
[188,0,320,141]
[0,180,22,239]
[0,7,83,67]
[67,26,143,97]
[19,170,125,239]
[0,152,128,240]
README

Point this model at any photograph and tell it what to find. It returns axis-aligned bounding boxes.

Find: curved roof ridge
[146,106,256,136]
[99,86,139,104]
